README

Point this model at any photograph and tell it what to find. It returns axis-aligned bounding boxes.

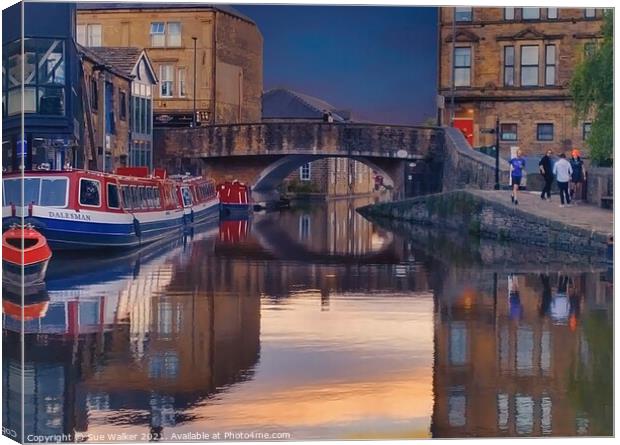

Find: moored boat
[218,180,252,215]
[172,174,220,227]
[2,225,52,283]
[2,168,188,250]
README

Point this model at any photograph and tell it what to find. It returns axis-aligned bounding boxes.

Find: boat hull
[4,208,185,250]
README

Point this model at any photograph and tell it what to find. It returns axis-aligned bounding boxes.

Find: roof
[78,45,157,83]
[78,44,132,80]
[262,88,353,122]
[77,3,255,25]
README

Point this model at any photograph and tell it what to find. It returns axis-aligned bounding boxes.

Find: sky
[235,5,438,125]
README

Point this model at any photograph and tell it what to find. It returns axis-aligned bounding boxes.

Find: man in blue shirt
[510,149,526,205]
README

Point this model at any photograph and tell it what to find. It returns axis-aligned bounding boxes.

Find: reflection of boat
[219,218,250,244]
[2,225,52,283]
[2,168,187,249]
[218,180,252,215]
[2,280,50,321]
[173,175,220,226]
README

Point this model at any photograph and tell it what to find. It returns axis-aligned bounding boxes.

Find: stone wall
[358,189,609,255]
[441,126,510,191]
[586,167,614,207]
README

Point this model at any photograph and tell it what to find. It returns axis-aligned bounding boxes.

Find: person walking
[538,149,554,200]
[553,152,573,207]
[570,149,586,203]
[509,149,526,205]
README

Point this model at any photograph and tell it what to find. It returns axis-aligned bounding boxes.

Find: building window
[520,45,539,86]
[5,39,66,116]
[150,22,181,47]
[583,122,592,140]
[500,123,518,141]
[504,7,515,20]
[545,45,556,86]
[77,24,102,47]
[90,78,98,110]
[522,8,540,20]
[537,123,554,141]
[178,67,187,97]
[119,90,126,120]
[167,22,182,47]
[454,7,472,22]
[547,8,558,19]
[159,65,174,97]
[584,8,596,19]
[150,22,165,47]
[300,163,311,181]
[454,47,471,87]
[504,46,515,86]
[584,42,597,58]
[105,81,115,135]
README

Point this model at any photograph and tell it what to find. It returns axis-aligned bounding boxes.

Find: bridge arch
[252,154,396,193]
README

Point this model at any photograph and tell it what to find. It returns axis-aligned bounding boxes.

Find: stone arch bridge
[153,122,448,203]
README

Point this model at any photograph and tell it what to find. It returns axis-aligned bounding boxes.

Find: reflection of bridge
[154,122,444,202]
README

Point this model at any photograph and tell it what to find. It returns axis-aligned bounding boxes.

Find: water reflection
[2,198,613,440]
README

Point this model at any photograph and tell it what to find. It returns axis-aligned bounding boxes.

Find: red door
[453,118,474,146]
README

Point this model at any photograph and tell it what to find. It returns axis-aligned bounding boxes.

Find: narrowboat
[217,180,252,215]
[172,175,220,227]
[2,167,187,250]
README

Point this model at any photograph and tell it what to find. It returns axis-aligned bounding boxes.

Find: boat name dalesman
[48,211,92,221]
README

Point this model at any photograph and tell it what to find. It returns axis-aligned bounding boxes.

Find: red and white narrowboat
[172,175,220,226]
[217,180,252,215]
[1,167,189,250]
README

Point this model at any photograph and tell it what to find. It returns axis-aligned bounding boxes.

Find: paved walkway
[470,189,614,236]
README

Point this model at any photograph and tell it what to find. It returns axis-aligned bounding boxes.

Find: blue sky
[235,5,438,125]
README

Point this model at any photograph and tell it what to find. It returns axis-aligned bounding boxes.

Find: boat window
[23,178,41,205]
[107,183,120,209]
[137,186,146,209]
[130,187,139,209]
[79,178,101,207]
[40,178,68,207]
[181,187,193,207]
[154,188,161,208]
[2,179,21,206]
[121,186,131,209]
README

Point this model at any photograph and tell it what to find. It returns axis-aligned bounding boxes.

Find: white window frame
[159,65,174,98]
[454,7,472,22]
[79,178,102,208]
[520,45,539,87]
[522,7,540,20]
[545,45,556,86]
[547,8,558,19]
[150,22,166,47]
[178,67,187,97]
[166,22,182,47]
[300,163,311,181]
[504,7,515,20]
[107,183,121,209]
[584,8,596,19]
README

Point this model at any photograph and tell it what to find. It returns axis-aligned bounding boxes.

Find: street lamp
[192,36,197,128]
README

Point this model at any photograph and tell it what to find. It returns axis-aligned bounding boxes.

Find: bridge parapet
[154,122,442,160]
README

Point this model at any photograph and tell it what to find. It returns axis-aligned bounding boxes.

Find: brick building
[77,3,262,127]
[79,46,157,171]
[262,88,378,198]
[438,7,604,156]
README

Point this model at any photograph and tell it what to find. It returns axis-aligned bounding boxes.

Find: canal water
[2,197,613,440]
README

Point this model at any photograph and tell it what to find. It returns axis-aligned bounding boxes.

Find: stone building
[438,7,604,156]
[77,3,262,127]
[262,88,378,199]
[79,46,157,171]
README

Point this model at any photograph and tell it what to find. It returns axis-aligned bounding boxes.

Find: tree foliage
[570,10,613,166]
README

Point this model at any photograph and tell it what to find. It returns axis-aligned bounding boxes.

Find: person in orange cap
[569,148,586,203]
